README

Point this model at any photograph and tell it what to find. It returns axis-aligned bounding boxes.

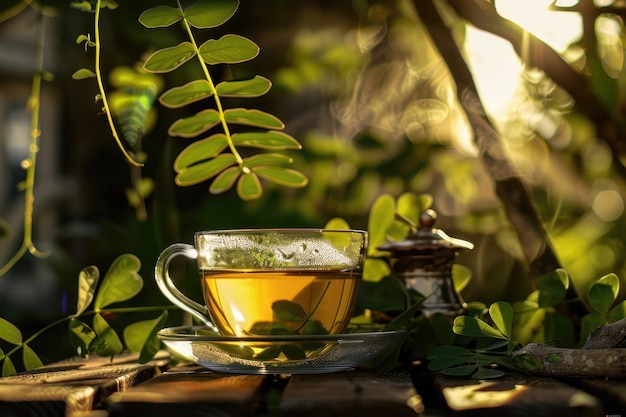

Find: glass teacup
[155,229,367,337]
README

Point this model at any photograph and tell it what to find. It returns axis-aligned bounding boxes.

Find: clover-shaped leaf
[123,311,168,363]
[489,301,513,338]
[272,300,307,322]
[94,254,142,310]
[588,273,620,314]
[537,268,569,308]
[2,357,16,377]
[69,318,97,358]
[91,313,123,357]
[0,317,22,346]
[453,316,507,339]
[22,345,43,371]
[76,265,99,316]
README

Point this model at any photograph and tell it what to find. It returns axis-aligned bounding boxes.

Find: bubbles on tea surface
[206,233,360,268]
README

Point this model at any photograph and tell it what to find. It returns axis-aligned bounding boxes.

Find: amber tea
[201,269,360,337]
[155,229,367,337]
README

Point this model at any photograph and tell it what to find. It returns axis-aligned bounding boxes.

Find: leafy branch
[71,0,143,167]
[0,254,174,376]
[427,270,626,379]
[138,0,308,200]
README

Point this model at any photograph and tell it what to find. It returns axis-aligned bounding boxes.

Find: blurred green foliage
[0,0,625,364]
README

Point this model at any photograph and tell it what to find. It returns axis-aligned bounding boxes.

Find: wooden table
[0,352,624,417]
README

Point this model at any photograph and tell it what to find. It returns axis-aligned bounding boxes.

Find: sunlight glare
[463,27,521,118]
[495,0,583,53]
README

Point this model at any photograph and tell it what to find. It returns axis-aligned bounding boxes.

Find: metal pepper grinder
[378,209,474,319]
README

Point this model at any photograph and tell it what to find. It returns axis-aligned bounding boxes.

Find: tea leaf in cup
[281,345,307,360]
[248,321,294,335]
[301,320,326,335]
[254,345,282,360]
[272,300,307,322]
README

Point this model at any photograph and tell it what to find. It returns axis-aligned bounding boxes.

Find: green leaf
[453,316,506,339]
[428,356,472,371]
[248,321,294,335]
[237,172,262,200]
[123,311,168,363]
[452,264,472,294]
[367,194,396,257]
[72,68,96,80]
[232,131,301,150]
[199,34,259,65]
[255,345,282,360]
[183,0,239,29]
[76,265,99,316]
[588,273,620,314]
[362,257,391,282]
[168,109,221,138]
[22,345,43,371]
[2,357,16,377]
[216,76,271,97]
[139,5,182,28]
[143,42,196,73]
[440,364,477,376]
[68,318,97,358]
[580,312,607,343]
[174,134,229,169]
[91,313,123,357]
[242,153,292,168]
[325,217,350,230]
[427,344,474,358]
[281,345,307,360]
[176,153,237,186]
[301,320,326,335]
[224,109,284,129]
[489,301,513,338]
[0,317,22,345]
[608,300,626,322]
[253,166,308,188]
[396,192,425,227]
[94,254,143,310]
[210,166,241,194]
[160,80,213,108]
[272,300,307,322]
[472,367,505,379]
[537,268,569,307]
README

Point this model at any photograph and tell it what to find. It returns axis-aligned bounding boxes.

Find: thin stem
[293,281,331,334]
[177,0,244,165]
[93,0,142,168]
[0,13,49,277]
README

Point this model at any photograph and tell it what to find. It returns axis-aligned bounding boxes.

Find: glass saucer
[157,325,407,374]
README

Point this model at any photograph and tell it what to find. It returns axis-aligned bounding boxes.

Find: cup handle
[154,243,218,332]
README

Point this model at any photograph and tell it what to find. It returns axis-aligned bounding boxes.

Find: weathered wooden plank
[278,369,424,417]
[107,363,267,417]
[434,373,605,417]
[0,351,168,417]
